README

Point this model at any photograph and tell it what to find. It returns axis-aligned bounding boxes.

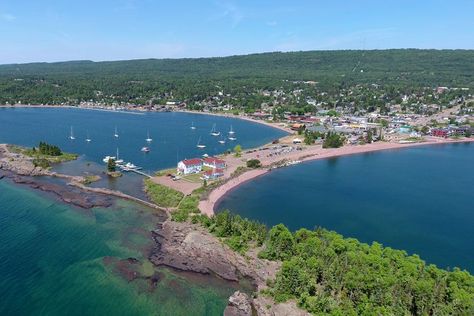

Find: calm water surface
[0,179,240,315]
[0,107,286,196]
[0,108,283,315]
[217,143,474,272]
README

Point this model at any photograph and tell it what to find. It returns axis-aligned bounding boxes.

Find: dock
[128,169,152,178]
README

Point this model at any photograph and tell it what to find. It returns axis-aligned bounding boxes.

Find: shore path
[198,137,474,216]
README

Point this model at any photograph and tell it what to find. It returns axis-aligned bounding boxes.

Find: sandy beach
[198,137,474,216]
[177,109,293,133]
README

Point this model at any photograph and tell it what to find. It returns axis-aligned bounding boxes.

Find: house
[430,128,449,138]
[202,168,225,180]
[177,158,203,175]
[203,157,226,169]
[290,123,306,131]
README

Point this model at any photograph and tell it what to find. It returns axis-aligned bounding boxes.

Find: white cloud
[266,21,277,27]
[1,13,16,21]
[212,0,245,28]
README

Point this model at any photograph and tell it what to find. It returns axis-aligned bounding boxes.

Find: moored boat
[196,136,206,149]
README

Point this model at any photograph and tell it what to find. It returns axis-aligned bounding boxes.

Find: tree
[107,158,116,172]
[366,130,373,143]
[380,119,389,128]
[260,224,295,260]
[421,125,430,135]
[322,132,345,148]
[246,159,261,168]
[233,144,242,157]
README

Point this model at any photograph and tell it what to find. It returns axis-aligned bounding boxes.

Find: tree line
[0,49,473,106]
[188,211,474,315]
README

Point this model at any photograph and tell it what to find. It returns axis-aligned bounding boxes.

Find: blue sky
[1,0,473,63]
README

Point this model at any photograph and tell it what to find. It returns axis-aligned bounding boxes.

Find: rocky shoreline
[0,143,159,210]
[2,142,307,315]
[0,169,113,209]
[149,219,308,316]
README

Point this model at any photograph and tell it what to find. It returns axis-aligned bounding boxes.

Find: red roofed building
[202,168,225,180]
[177,158,203,175]
[203,157,226,169]
[430,128,449,138]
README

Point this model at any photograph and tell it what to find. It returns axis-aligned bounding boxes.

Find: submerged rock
[224,291,253,316]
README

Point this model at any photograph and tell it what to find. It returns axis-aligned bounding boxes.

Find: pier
[128,169,152,178]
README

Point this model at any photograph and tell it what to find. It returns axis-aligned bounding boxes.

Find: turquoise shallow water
[0,180,239,315]
[217,143,474,272]
[0,108,280,315]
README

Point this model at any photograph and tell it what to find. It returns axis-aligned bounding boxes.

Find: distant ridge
[0,49,472,105]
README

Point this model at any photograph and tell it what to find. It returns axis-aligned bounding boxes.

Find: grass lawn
[182,173,204,183]
[154,168,177,176]
[144,179,184,208]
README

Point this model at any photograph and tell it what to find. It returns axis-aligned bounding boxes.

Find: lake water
[0,107,286,197]
[0,107,285,315]
[0,108,285,172]
[0,179,240,315]
[217,143,474,272]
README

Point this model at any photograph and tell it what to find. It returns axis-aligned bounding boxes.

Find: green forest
[193,211,474,315]
[0,49,473,106]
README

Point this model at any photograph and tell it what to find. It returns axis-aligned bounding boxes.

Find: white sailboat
[114,126,119,138]
[85,130,91,142]
[102,156,116,163]
[196,136,206,149]
[228,125,235,135]
[69,126,75,140]
[115,148,124,164]
[218,135,226,144]
[210,123,220,136]
[229,135,237,141]
[190,122,196,130]
[145,131,153,143]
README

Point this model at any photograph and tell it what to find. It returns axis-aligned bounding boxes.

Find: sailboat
[115,148,124,164]
[218,135,226,144]
[190,122,196,130]
[114,126,119,138]
[196,136,206,149]
[69,126,75,140]
[228,125,236,140]
[85,130,91,142]
[145,131,153,143]
[210,124,220,136]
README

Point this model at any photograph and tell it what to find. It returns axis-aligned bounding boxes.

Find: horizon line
[1,47,473,67]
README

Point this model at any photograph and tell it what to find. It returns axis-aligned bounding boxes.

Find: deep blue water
[0,107,286,197]
[217,143,474,272]
[0,108,286,173]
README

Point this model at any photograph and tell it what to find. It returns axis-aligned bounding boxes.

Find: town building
[177,158,203,175]
[430,128,449,138]
[203,157,227,169]
[202,168,225,180]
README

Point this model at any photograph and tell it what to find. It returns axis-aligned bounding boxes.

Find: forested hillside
[0,49,473,105]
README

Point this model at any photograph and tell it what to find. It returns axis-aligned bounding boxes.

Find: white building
[177,158,202,175]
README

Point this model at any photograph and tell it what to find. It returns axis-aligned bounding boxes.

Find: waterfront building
[430,128,449,138]
[177,158,203,175]
[202,168,225,180]
[203,157,226,169]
